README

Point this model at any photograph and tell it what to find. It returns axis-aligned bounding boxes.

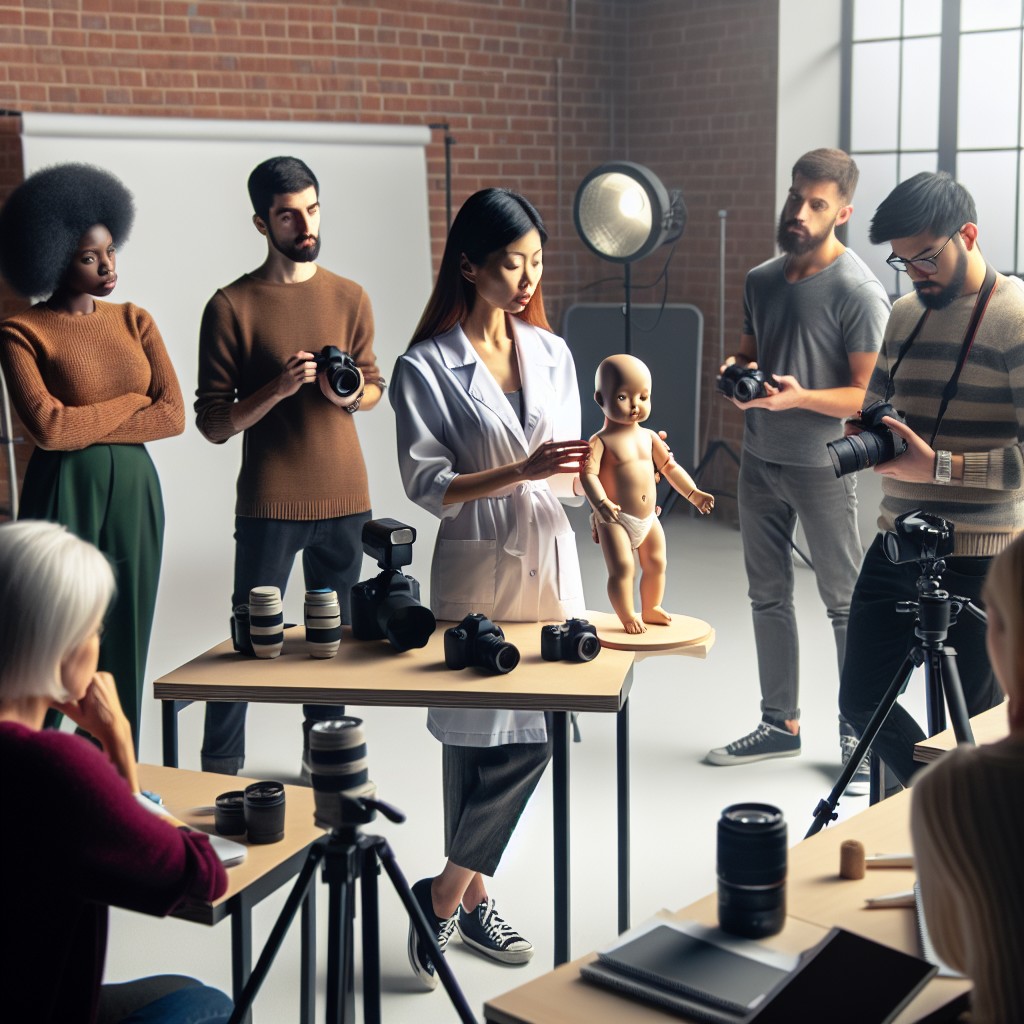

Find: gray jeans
[737,452,863,723]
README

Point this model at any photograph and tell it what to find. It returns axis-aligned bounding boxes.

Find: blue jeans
[98,977,231,1023]
[201,511,370,773]
[738,453,864,723]
[839,535,1001,786]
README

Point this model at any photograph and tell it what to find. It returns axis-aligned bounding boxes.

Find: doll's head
[983,535,1024,726]
[594,354,652,425]
[0,163,134,299]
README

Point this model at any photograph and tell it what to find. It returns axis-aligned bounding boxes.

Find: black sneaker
[840,720,871,797]
[705,720,800,765]
[407,878,457,990]
[456,898,534,965]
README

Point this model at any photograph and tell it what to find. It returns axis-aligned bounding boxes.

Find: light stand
[227,795,477,1024]
[805,554,978,839]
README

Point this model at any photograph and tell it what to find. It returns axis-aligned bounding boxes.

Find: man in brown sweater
[195,156,384,774]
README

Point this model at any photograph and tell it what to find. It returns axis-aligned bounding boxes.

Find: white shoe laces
[728,722,773,752]
[480,901,524,947]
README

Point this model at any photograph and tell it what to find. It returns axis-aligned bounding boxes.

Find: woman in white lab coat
[391,188,591,987]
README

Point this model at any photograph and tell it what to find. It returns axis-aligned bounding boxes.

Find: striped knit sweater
[0,301,184,451]
[911,731,1024,1024]
[865,273,1024,556]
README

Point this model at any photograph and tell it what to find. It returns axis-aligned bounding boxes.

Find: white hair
[0,520,115,701]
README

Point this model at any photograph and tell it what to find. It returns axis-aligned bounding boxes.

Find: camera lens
[732,375,760,402]
[717,802,787,938]
[243,780,286,844]
[476,631,520,674]
[214,790,246,836]
[827,430,888,477]
[378,594,436,652]
[574,632,601,663]
[249,586,284,659]
[305,588,342,658]
[308,718,377,830]
[327,362,361,397]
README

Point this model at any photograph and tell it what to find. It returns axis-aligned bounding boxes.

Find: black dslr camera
[314,345,362,399]
[350,518,436,651]
[717,364,773,403]
[882,509,955,565]
[540,618,601,663]
[827,400,908,477]
[444,613,520,675]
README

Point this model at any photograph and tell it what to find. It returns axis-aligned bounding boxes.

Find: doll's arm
[580,436,620,522]
[651,432,715,515]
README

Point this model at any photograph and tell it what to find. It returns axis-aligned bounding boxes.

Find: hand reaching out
[519,440,593,481]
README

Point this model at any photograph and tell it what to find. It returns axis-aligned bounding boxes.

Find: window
[842,0,1024,292]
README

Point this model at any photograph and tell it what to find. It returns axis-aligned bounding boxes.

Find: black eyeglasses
[885,232,958,275]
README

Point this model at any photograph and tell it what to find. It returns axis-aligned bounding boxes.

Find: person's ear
[835,203,853,228]
[253,214,268,237]
[594,389,603,406]
[460,254,477,284]
[960,223,979,250]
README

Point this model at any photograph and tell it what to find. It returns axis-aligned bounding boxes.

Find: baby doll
[581,354,714,634]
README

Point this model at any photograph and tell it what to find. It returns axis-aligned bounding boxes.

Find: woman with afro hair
[0,163,184,745]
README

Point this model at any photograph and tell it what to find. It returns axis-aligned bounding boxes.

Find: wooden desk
[485,791,971,1024]
[914,702,1008,764]
[137,764,324,1024]
[153,622,637,967]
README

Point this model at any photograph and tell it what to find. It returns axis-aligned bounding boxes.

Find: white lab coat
[391,319,585,746]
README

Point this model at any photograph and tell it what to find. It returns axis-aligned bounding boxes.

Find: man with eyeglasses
[706,149,890,788]
[839,171,1024,789]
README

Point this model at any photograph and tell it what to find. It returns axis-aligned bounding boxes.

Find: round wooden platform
[583,609,715,653]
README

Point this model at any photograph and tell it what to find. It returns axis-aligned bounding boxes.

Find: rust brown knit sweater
[194,268,378,520]
[0,301,184,451]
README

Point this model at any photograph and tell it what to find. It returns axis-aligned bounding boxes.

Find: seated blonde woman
[0,521,231,1024]
[911,531,1024,1024]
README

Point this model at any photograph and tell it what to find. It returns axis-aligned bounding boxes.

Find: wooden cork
[840,839,866,879]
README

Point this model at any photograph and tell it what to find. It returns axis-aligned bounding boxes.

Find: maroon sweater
[0,724,227,1024]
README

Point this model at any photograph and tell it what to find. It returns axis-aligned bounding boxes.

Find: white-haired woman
[0,520,231,1024]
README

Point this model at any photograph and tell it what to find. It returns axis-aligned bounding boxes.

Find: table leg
[231,896,254,1024]
[300,882,316,1024]
[552,710,570,967]
[617,693,630,934]
[161,699,191,767]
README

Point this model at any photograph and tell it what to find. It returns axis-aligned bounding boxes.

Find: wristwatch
[934,450,952,485]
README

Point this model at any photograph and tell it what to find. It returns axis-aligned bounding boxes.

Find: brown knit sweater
[194,267,378,520]
[0,301,184,451]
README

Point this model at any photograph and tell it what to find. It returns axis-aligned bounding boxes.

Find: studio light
[573,161,685,264]
[573,162,686,353]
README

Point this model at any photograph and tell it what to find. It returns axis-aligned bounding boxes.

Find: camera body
[717,364,773,403]
[827,399,908,477]
[350,518,435,651]
[313,345,362,399]
[540,618,601,663]
[444,613,521,674]
[883,509,955,565]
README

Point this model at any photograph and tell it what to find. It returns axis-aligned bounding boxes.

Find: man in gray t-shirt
[706,149,890,787]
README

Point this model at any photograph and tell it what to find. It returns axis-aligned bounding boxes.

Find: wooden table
[914,701,1008,764]
[485,790,971,1024]
[137,764,324,1024]
[153,621,637,967]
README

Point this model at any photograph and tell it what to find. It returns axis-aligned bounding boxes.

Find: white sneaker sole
[456,927,534,965]
[407,920,439,990]
[704,746,800,766]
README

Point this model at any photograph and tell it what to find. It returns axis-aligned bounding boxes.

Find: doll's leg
[597,521,644,633]
[638,518,671,625]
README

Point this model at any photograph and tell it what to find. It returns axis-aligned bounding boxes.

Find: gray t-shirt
[742,249,890,466]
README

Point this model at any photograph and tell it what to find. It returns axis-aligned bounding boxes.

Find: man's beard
[268,225,321,263]
[776,210,835,256]
[913,246,968,310]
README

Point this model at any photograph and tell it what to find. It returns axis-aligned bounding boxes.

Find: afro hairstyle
[0,162,135,299]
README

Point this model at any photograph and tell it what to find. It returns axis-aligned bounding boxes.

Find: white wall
[20,113,437,762]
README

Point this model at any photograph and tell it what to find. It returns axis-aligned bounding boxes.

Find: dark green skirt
[22,444,165,748]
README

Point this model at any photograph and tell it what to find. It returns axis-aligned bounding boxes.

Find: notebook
[136,791,248,867]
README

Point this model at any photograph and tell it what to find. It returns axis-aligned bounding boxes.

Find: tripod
[806,555,981,839]
[227,795,477,1024]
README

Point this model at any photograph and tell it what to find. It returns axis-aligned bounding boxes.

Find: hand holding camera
[314,345,364,410]
[717,362,776,404]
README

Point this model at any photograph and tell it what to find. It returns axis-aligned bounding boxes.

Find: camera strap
[884,263,998,446]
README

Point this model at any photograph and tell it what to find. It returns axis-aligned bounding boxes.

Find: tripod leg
[806,650,919,838]
[552,709,571,966]
[936,648,976,745]
[227,841,325,1024]
[300,885,316,1024]
[323,850,357,1024]
[373,838,479,1024]
[360,841,382,1024]
[924,650,947,737]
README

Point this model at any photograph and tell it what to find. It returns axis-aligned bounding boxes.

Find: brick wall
[0,0,778,518]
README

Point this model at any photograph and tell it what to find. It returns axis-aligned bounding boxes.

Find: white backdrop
[20,113,441,759]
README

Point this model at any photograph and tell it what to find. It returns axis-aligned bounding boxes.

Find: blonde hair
[0,521,115,701]
[982,533,1024,698]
